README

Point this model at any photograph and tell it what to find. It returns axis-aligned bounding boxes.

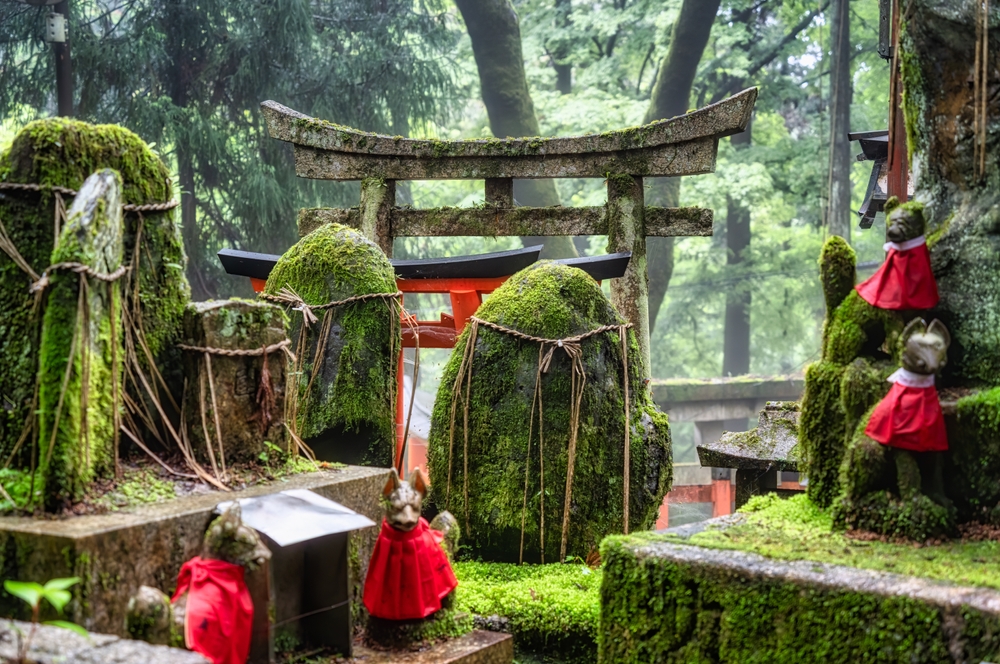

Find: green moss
[93,468,176,511]
[427,262,671,562]
[263,223,398,467]
[365,604,474,649]
[818,236,855,313]
[0,120,189,472]
[453,561,600,663]
[799,361,847,508]
[598,495,1000,663]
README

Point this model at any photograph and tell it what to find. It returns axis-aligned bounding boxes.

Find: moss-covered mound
[427,262,671,562]
[0,119,189,465]
[453,561,600,663]
[263,223,398,467]
[599,495,1000,663]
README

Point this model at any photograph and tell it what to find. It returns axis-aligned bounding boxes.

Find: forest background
[0,0,891,459]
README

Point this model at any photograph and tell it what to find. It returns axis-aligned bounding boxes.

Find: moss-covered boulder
[427,262,671,563]
[37,170,125,508]
[262,223,398,467]
[181,300,290,465]
[0,119,189,465]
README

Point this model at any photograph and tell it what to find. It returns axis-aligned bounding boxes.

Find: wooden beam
[297,205,713,239]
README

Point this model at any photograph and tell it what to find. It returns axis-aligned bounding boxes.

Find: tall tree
[643,0,722,331]
[825,0,853,239]
[454,0,577,259]
[0,0,459,298]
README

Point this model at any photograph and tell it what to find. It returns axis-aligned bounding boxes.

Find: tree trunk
[723,124,753,382]
[904,0,1000,386]
[826,0,853,239]
[455,0,576,258]
[643,0,721,332]
[553,0,572,94]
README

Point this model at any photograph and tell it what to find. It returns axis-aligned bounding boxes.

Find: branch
[738,1,830,89]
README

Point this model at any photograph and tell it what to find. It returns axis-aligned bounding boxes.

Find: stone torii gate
[261,88,757,376]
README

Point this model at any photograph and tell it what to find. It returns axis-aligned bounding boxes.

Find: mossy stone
[181,299,290,464]
[0,119,189,466]
[427,262,671,562]
[263,223,398,467]
[37,170,125,508]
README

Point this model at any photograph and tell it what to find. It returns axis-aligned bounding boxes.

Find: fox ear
[382,467,401,498]
[901,317,926,342]
[927,319,951,348]
[411,468,429,498]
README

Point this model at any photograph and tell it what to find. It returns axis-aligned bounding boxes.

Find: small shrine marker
[261,88,757,377]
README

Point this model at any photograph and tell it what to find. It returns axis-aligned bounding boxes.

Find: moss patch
[453,561,600,663]
[427,262,671,562]
[263,223,398,467]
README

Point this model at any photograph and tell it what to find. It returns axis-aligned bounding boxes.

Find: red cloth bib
[363,518,458,621]
[865,369,948,452]
[855,237,939,310]
[172,557,254,664]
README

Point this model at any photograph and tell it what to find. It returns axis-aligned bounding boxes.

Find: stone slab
[0,466,389,636]
[347,631,513,664]
[697,401,800,471]
[0,619,208,663]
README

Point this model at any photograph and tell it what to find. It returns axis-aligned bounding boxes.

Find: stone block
[0,619,208,664]
[181,299,289,464]
[0,466,388,636]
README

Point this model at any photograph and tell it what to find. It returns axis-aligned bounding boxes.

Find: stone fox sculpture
[835,318,954,539]
[363,468,458,621]
[126,504,270,664]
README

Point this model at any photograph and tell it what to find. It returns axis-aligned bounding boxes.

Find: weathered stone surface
[427,263,671,562]
[181,299,289,464]
[697,402,800,471]
[600,533,1000,663]
[0,120,189,468]
[262,88,756,180]
[0,466,387,636]
[350,630,513,664]
[37,169,125,508]
[262,223,399,467]
[0,619,207,664]
[297,206,713,243]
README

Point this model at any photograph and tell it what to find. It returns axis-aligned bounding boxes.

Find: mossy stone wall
[0,119,189,466]
[263,223,398,467]
[427,262,671,562]
[598,534,1000,663]
[37,170,124,508]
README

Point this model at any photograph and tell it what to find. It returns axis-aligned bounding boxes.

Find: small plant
[3,577,87,662]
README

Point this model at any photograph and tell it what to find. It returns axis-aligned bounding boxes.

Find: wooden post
[360,178,395,257]
[606,175,650,378]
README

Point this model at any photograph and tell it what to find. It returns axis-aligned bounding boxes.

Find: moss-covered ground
[662,494,1000,590]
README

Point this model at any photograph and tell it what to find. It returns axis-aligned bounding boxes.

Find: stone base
[0,467,388,637]
[600,524,1000,663]
[349,630,513,664]
[0,619,208,664]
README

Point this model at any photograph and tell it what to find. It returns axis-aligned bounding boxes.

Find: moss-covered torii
[260,89,757,377]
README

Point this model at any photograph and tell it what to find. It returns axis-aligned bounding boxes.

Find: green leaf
[4,581,42,609]
[44,620,89,638]
[43,577,80,592]
[43,589,72,613]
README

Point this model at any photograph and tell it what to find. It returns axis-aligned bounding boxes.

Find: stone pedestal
[0,466,387,636]
[350,631,513,664]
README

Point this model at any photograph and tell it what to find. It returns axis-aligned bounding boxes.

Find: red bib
[865,369,948,452]
[363,518,458,621]
[855,237,939,310]
[172,557,254,664]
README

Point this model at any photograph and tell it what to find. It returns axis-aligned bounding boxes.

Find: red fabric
[855,241,939,310]
[172,557,254,664]
[865,382,948,452]
[363,518,458,620]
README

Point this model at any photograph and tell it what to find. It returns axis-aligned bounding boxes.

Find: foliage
[3,577,87,662]
[453,561,601,663]
[0,0,460,298]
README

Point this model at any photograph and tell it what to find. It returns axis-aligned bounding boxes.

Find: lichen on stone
[426,262,671,562]
[263,223,398,467]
